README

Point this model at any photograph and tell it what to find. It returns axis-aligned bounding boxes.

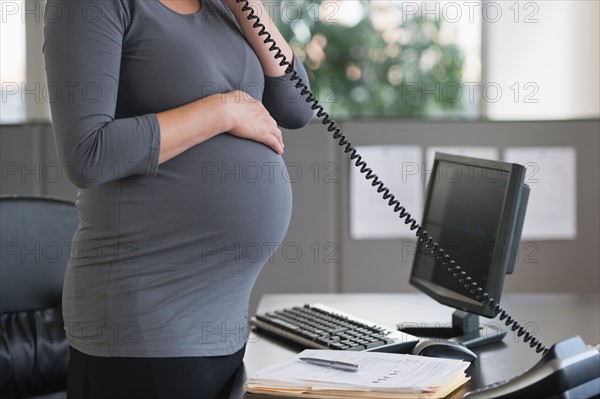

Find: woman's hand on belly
[222,90,284,155]
[156,90,283,166]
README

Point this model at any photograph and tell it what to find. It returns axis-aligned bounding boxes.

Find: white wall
[484,0,600,120]
[26,0,50,121]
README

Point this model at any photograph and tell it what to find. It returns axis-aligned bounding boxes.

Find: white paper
[247,349,469,392]
[503,147,577,240]
[350,146,423,240]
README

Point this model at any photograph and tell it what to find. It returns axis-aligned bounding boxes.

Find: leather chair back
[0,195,78,398]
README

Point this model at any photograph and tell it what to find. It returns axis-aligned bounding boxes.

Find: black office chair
[0,195,78,399]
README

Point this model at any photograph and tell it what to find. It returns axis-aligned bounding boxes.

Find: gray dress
[42,0,313,357]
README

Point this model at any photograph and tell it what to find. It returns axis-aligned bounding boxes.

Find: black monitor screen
[410,155,523,317]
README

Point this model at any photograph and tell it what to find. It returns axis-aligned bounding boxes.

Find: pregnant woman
[42,0,313,397]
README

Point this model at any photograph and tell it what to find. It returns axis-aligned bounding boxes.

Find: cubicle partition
[1,119,598,313]
[1,123,77,199]
[337,120,599,297]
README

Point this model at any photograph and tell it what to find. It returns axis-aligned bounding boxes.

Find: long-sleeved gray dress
[42,0,313,358]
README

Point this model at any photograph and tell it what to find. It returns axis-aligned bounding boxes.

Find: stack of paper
[245,349,470,398]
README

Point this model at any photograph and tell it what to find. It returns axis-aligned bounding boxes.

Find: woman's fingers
[225,90,285,154]
[265,117,284,151]
[267,123,284,154]
[262,130,284,154]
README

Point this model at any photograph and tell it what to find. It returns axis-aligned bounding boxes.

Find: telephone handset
[464,336,600,399]
[233,1,600,397]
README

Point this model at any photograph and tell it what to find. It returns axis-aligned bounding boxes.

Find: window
[273,0,598,120]
[274,0,482,119]
[1,0,27,123]
[1,0,598,123]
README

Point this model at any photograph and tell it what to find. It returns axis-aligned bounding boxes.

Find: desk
[233,293,599,398]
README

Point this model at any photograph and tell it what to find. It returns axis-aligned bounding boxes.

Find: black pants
[67,345,246,399]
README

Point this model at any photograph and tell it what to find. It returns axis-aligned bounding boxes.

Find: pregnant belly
[117,133,293,265]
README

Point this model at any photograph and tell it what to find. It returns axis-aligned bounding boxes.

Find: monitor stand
[398,310,507,349]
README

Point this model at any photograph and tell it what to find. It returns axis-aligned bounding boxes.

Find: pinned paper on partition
[350,146,423,240]
[504,147,577,240]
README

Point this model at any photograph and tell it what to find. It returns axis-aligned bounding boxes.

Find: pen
[300,357,360,372]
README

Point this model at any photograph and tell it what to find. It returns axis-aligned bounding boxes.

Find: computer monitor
[404,153,529,346]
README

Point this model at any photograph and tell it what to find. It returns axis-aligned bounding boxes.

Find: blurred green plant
[274,0,469,119]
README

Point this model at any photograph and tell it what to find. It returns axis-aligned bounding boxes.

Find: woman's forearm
[225,0,294,77]
[156,95,231,165]
[157,90,285,165]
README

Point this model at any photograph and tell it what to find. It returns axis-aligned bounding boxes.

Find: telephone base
[464,335,600,399]
[550,377,600,399]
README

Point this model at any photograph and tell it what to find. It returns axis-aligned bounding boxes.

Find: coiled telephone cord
[234,0,548,354]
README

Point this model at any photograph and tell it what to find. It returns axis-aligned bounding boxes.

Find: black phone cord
[234,0,548,355]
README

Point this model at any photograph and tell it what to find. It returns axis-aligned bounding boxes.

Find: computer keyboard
[250,303,420,353]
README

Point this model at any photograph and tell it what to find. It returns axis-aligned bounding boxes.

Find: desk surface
[233,292,599,398]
